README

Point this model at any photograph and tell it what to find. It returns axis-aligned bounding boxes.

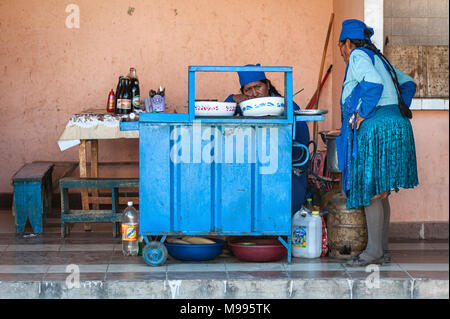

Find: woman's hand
[232,94,251,103]
[371,191,389,201]
[349,113,365,130]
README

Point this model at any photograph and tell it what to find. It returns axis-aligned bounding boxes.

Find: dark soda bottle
[115,77,124,114]
[129,68,140,111]
[115,78,123,114]
[121,78,132,114]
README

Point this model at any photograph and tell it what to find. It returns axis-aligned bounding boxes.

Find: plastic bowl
[165,238,225,261]
[195,101,236,117]
[228,238,287,262]
[239,96,284,117]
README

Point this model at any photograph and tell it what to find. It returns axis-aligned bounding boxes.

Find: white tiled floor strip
[397,263,449,271]
[388,243,449,250]
[0,262,448,274]
[0,242,448,275]
[0,265,50,273]
[0,242,447,252]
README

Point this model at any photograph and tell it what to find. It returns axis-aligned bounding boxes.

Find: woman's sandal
[383,251,391,264]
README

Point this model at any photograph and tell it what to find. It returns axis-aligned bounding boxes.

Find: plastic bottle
[137,235,144,256]
[292,209,322,258]
[305,197,313,211]
[122,201,139,256]
[106,89,115,113]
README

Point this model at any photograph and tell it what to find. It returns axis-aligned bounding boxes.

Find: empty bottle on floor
[122,201,139,256]
[292,209,322,258]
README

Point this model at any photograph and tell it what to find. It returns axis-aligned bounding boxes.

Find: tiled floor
[0,210,448,299]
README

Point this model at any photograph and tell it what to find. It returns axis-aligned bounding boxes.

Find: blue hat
[339,19,374,42]
[238,64,266,87]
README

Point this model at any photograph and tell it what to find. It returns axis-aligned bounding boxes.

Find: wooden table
[58,110,139,230]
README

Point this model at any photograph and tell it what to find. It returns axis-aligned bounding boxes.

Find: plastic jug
[292,209,322,258]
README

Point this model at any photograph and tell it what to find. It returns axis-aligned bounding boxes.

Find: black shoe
[383,251,391,264]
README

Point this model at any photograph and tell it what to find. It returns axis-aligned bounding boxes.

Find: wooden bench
[59,177,139,237]
[12,162,54,234]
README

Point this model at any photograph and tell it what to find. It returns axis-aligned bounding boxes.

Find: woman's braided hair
[342,29,413,119]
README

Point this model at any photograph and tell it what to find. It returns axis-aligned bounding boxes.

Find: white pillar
[364,0,384,52]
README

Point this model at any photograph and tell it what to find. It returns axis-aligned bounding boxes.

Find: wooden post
[313,13,334,145]
[79,140,91,231]
[91,140,99,211]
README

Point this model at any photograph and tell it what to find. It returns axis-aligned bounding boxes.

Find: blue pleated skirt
[346,104,419,209]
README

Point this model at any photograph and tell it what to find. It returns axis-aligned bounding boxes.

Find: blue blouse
[341,48,416,118]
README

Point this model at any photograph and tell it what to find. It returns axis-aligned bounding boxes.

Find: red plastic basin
[228,238,287,262]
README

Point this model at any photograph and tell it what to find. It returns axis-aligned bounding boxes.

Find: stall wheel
[143,241,168,266]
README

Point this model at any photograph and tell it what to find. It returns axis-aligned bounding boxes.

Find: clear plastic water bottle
[292,209,322,258]
[122,201,139,256]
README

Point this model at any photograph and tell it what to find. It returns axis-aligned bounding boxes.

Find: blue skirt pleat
[346,104,419,209]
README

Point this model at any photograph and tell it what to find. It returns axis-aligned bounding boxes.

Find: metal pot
[319,130,341,173]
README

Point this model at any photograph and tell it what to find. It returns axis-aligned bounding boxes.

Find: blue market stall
[121,65,325,266]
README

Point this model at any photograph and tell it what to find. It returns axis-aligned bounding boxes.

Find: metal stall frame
[121,66,324,266]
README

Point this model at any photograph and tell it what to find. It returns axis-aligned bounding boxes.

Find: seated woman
[225,64,311,213]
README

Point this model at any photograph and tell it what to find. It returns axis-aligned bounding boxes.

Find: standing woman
[337,20,419,266]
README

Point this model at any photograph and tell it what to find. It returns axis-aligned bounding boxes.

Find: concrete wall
[382,1,449,222]
[384,0,449,46]
[0,0,334,189]
[390,110,449,222]
[331,0,365,131]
